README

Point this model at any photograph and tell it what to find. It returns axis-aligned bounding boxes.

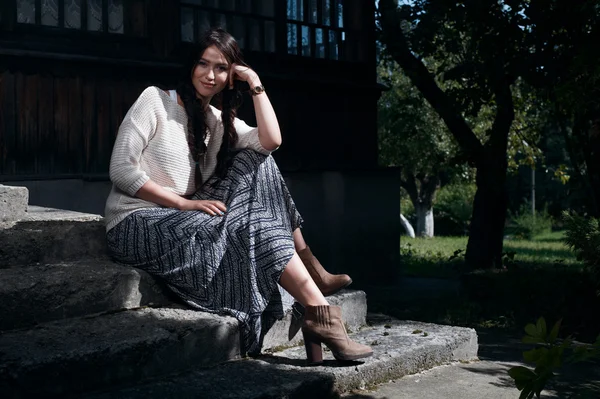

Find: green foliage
[402,233,582,275]
[378,60,459,173]
[400,190,415,217]
[562,212,600,270]
[510,205,553,240]
[401,183,476,236]
[435,183,477,236]
[509,317,600,399]
[400,240,466,279]
[562,212,600,294]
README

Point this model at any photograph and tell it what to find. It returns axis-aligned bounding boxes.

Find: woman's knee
[231,149,268,164]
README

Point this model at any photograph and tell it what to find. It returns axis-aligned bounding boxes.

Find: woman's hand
[179,199,227,216]
[229,64,260,89]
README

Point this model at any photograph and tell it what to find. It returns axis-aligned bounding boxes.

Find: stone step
[0,261,173,331]
[85,315,479,399]
[0,206,106,267]
[0,308,240,398]
[0,290,367,398]
[0,257,366,334]
[0,184,28,222]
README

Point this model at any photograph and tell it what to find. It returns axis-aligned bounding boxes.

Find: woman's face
[192,45,230,99]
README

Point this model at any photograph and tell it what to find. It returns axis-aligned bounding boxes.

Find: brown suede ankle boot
[298,246,352,296]
[302,305,373,365]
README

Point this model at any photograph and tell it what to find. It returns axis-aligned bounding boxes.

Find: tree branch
[488,61,515,155]
[378,0,484,164]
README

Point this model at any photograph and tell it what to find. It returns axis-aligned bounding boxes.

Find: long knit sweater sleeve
[233,117,272,154]
[109,87,158,196]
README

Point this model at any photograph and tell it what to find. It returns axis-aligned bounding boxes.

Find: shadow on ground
[359,276,600,399]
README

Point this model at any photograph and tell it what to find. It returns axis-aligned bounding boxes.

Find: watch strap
[249,85,265,96]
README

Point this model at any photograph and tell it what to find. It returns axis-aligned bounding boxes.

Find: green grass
[401,231,583,278]
[374,231,599,340]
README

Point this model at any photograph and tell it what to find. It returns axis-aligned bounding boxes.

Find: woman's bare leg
[293,228,308,252]
[279,252,328,307]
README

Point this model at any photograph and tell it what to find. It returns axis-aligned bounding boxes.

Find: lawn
[366,230,598,338]
[400,230,583,278]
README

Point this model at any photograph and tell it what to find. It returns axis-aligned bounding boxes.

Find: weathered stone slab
[0,308,241,398]
[0,206,106,267]
[0,288,369,398]
[0,261,175,331]
[262,289,367,351]
[0,258,366,336]
[0,184,28,222]
[85,317,478,398]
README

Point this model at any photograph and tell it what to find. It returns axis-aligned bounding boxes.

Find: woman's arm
[135,181,226,215]
[110,87,225,215]
[230,65,282,151]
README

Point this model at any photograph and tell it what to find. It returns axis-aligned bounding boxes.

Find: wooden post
[0,0,17,30]
[147,0,180,58]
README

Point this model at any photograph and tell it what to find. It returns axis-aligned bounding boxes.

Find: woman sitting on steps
[104,28,372,364]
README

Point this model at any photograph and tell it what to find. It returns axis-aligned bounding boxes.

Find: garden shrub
[563,212,600,291]
[435,183,476,236]
[509,317,600,399]
[510,204,553,239]
[400,193,415,219]
[562,212,600,269]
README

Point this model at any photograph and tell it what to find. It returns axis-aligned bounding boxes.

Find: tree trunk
[416,204,434,237]
[401,173,439,238]
[465,152,509,269]
[400,214,416,238]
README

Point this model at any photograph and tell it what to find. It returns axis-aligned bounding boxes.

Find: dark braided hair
[177,28,247,187]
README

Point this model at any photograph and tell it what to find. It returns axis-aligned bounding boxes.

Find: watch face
[254,85,264,94]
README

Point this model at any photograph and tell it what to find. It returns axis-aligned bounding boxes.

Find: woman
[105,28,372,364]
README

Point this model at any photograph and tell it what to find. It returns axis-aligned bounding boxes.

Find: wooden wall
[0,0,380,180]
[0,69,155,178]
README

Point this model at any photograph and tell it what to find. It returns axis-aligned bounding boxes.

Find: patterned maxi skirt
[106,150,304,355]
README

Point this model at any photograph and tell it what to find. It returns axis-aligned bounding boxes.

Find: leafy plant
[562,212,600,270]
[509,317,600,399]
[435,183,477,236]
[510,204,553,240]
[562,212,600,293]
[401,191,416,217]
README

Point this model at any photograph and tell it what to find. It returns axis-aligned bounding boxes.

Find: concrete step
[0,206,106,267]
[0,261,173,331]
[85,315,479,399]
[0,308,240,398]
[0,290,367,398]
[0,184,28,222]
[0,257,366,334]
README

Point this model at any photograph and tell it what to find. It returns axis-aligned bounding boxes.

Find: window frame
[12,0,131,38]
[178,0,355,61]
[179,0,278,52]
[286,0,347,61]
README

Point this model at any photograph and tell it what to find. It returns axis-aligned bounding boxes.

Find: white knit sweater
[104,86,272,231]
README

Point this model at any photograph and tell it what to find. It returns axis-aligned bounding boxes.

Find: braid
[177,81,207,188]
[213,85,243,181]
[176,28,250,186]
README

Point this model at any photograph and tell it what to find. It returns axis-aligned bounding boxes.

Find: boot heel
[303,333,323,365]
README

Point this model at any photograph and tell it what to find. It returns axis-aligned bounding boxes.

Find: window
[286,0,345,60]
[16,0,124,34]
[180,0,276,52]
[179,0,351,60]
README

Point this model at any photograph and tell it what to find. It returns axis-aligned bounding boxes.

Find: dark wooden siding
[0,68,154,177]
[0,0,379,180]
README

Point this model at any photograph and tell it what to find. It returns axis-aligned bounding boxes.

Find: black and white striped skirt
[106,150,304,355]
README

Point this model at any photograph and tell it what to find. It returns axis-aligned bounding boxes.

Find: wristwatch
[249,84,265,96]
